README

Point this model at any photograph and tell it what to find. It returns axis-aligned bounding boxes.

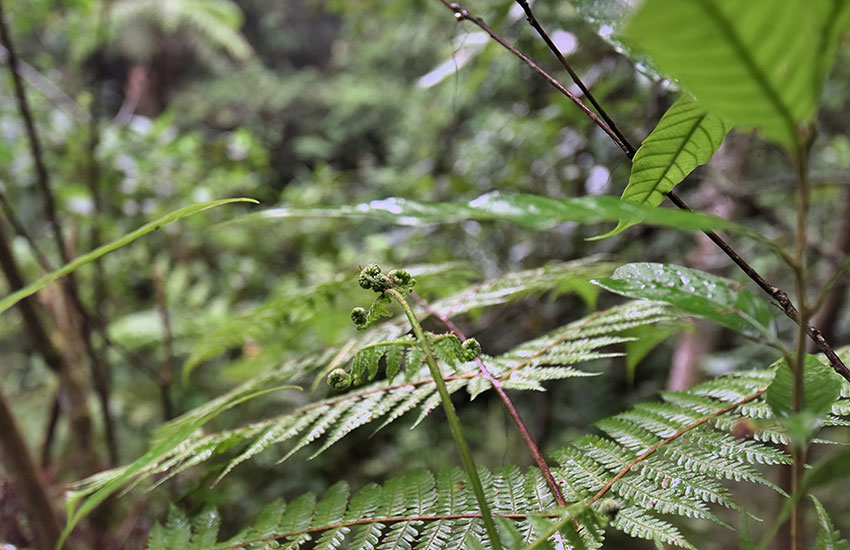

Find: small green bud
[388,269,414,288]
[351,307,368,327]
[461,337,482,361]
[328,368,352,390]
[359,264,391,292]
[358,266,375,289]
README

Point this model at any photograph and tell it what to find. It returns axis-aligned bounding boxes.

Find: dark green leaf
[592,263,775,339]
[766,355,841,419]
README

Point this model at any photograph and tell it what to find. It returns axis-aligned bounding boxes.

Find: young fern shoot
[331,264,502,550]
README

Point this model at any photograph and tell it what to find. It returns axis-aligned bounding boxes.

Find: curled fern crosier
[331,264,503,550]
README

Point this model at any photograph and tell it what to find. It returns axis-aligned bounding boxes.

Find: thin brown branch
[0,0,67,265]
[513,0,636,157]
[439,0,850,383]
[440,0,632,156]
[411,292,567,507]
[789,139,814,550]
[0,187,54,272]
[40,386,61,467]
[0,0,119,462]
[588,387,766,505]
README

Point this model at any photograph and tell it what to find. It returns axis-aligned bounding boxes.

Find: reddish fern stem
[587,387,766,505]
[411,292,568,507]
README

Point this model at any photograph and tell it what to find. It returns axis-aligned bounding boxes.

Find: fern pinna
[146,365,850,549]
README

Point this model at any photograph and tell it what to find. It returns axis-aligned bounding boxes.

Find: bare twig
[588,388,766,505]
[440,0,632,156]
[789,139,814,550]
[0,186,54,272]
[513,0,636,157]
[40,386,61,467]
[411,292,568,506]
[439,0,850,382]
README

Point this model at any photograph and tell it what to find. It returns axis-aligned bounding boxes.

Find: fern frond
[146,362,850,549]
[109,0,253,64]
[118,300,675,488]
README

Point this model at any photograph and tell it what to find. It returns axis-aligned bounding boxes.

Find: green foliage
[139,364,850,549]
[766,355,842,447]
[254,192,760,238]
[812,495,849,550]
[598,96,730,238]
[69,298,676,504]
[592,263,775,340]
[625,0,823,146]
[4,0,850,547]
[72,0,252,67]
[812,495,850,550]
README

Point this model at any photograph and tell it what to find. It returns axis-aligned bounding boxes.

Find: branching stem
[411,292,568,506]
[385,288,503,550]
[789,138,813,550]
[588,388,766,505]
[437,0,850,383]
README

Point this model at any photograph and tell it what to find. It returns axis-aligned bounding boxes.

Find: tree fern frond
[145,360,850,549]
[611,506,695,550]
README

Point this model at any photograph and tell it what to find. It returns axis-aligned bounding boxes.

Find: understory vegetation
[1,1,849,549]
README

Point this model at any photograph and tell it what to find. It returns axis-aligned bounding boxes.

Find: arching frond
[99,300,679,489]
[144,366,850,549]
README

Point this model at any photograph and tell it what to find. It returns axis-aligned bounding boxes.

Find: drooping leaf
[596,96,730,238]
[625,0,819,146]
[592,263,775,340]
[0,198,257,316]
[622,322,686,385]
[250,192,759,238]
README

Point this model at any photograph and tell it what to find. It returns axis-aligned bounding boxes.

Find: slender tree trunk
[0,387,62,550]
[0,222,100,476]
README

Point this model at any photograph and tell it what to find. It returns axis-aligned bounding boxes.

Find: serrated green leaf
[766,355,841,446]
[592,263,775,339]
[812,495,850,550]
[596,96,729,239]
[625,0,818,146]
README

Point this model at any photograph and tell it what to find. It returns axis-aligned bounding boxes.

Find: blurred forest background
[1,0,849,548]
